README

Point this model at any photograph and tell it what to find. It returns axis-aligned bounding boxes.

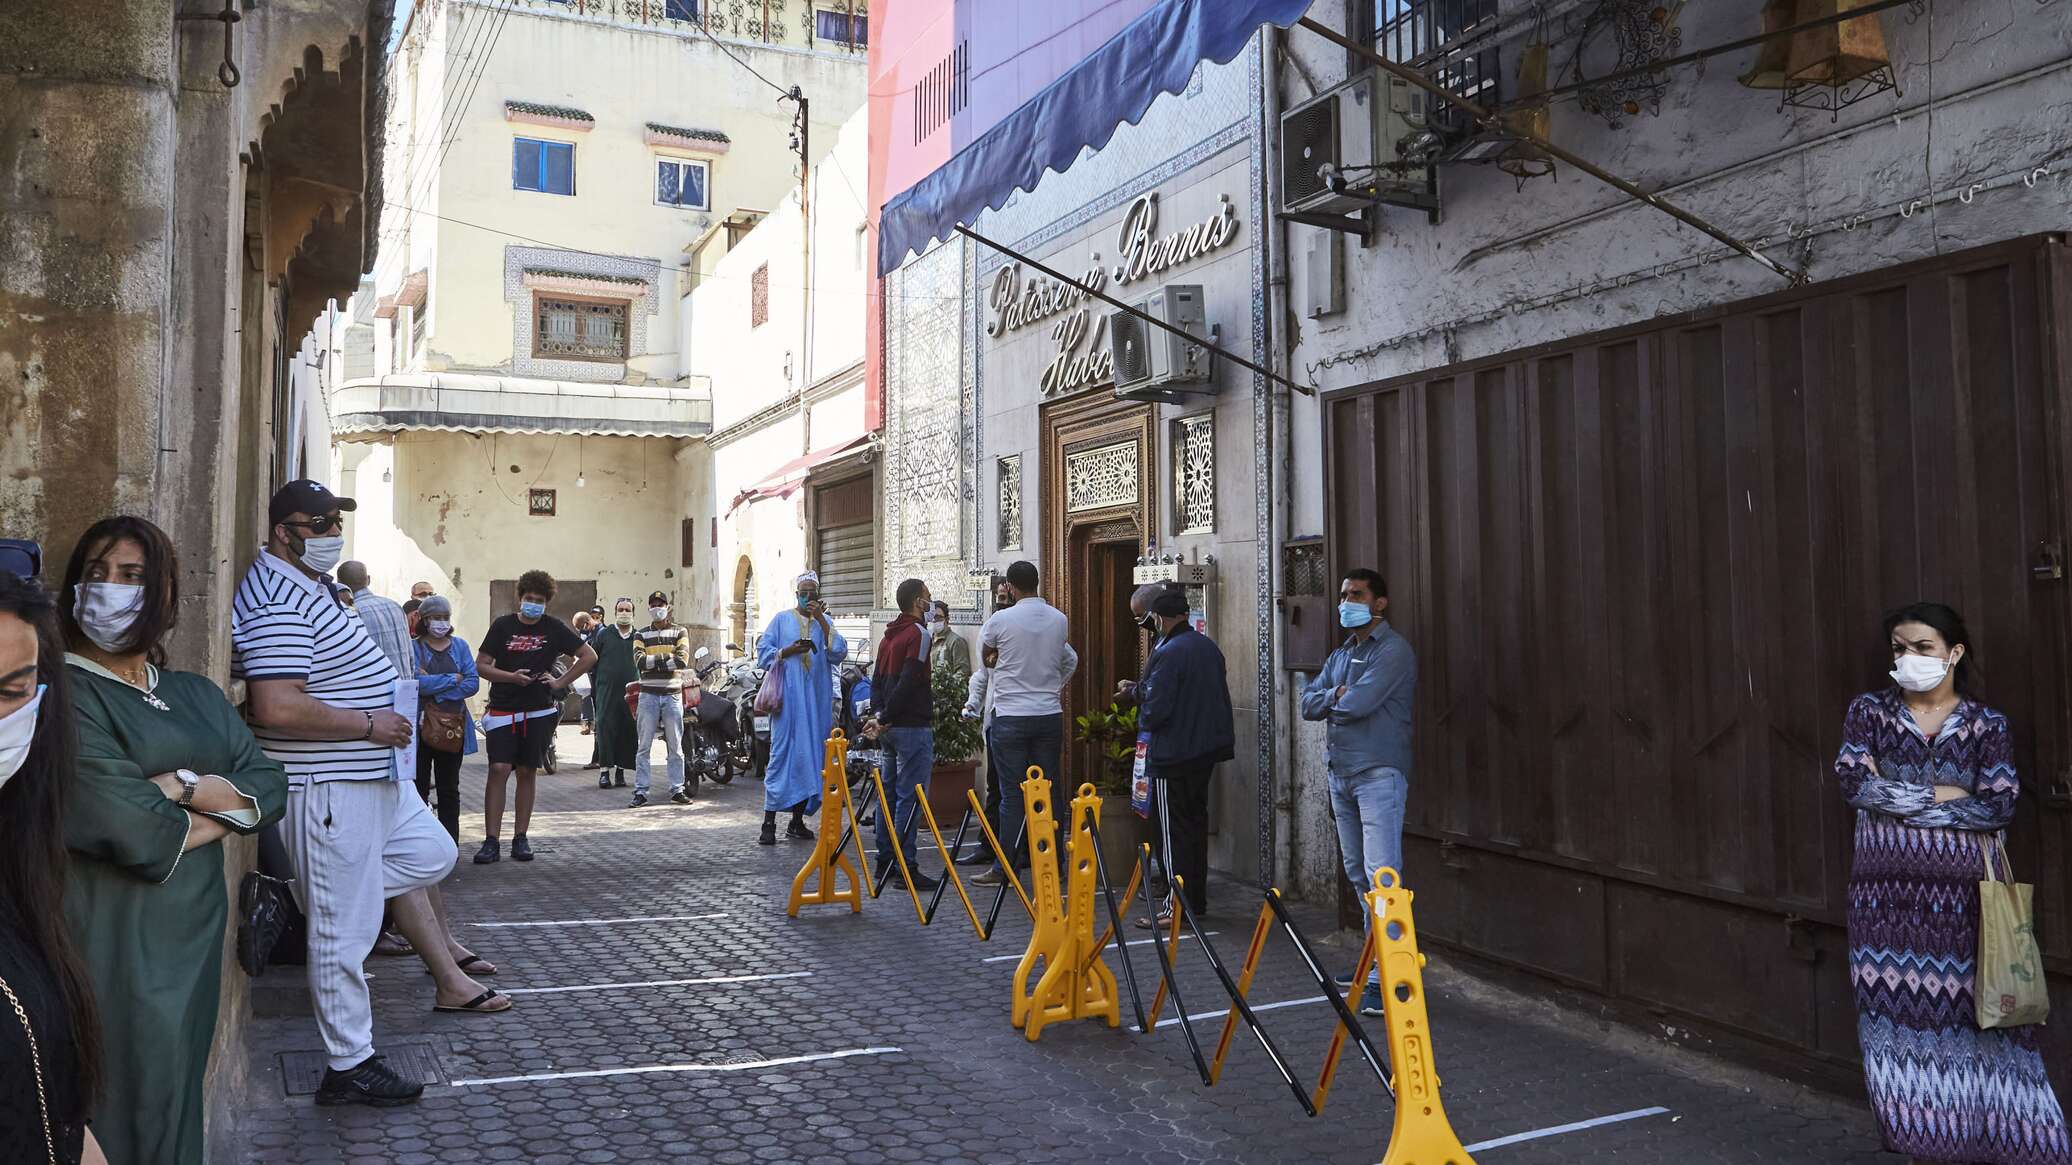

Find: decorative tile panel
[881,239,970,603]
[997,455,1022,551]
[1064,441,1139,514]
[1174,413,1214,535]
[502,245,659,382]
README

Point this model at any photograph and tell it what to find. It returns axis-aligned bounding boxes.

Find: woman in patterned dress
[1834,602,2071,1164]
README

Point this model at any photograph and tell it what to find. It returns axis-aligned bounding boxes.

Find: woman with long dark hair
[1835,602,2071,1163]
[58,517,288,1165]
[0,571,106,1165]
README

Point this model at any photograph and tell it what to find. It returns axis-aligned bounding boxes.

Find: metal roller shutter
[815,521,874,617]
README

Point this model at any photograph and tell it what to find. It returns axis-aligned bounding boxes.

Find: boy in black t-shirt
[472,570,597,863]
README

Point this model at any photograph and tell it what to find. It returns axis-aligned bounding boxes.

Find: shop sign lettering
[985,189,1241,400]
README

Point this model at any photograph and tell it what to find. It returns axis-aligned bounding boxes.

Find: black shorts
[485,712,559,769]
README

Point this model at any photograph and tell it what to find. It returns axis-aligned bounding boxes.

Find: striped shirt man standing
[234,480,506,1109]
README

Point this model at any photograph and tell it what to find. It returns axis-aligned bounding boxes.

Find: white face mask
[615,613,634,628]
[1890,652,1954,693]
[650,606,670,623]
[74,582,146,653]
[297,534,345,575]
[427,619,453,638]
[0,685,47,794]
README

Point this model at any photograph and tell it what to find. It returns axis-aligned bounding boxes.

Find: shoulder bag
[416,641,466,754]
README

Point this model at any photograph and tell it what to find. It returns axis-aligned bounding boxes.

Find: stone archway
[731,555,757,650]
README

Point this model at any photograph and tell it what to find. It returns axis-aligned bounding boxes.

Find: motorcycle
[683,647,739,787]
[719,646,769,783]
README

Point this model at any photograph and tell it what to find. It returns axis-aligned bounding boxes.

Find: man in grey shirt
[339,561,411,678]
[1299,567,1416,1017]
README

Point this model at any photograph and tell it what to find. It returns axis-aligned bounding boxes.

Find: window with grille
[512,137,575,195]
[655,157,710,211]
[663,0,697,19]
[534,296,628,362]
[750,264,769,328]
[1365,0,1500,138]
[815,8,867,47]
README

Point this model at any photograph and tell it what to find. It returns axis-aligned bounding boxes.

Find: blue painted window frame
[512,137,576,195]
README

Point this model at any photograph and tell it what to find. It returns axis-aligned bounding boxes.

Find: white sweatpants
[280,779,458,1070]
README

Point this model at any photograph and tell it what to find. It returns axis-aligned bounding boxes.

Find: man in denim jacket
[1299,567,1416,1017]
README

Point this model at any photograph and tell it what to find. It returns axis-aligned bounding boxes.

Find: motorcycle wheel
[711,753,737,785]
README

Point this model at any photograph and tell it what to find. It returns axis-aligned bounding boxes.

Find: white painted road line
[1462,1106,1672,1153]
[451,1046,903,1087]
[500,971,814,996]
[1134,994,1332,1032]
[984,932,1220,963]
[468,912,729,929]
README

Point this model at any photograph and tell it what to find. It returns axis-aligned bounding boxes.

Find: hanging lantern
[1745,0,1900,117]
[1499,40,1556,186]
[1738,0,1799,90]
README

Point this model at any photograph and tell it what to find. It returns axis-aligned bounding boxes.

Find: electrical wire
[381,0,509,252]
[381,0,521,255]
[690,11,794,100]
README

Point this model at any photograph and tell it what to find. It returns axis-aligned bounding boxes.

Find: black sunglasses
[282,514,343,535]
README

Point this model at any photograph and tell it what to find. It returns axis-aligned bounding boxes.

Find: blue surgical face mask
[1338,601,1375,630]
[519,601,546,620]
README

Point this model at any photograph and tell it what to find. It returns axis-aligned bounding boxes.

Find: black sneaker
[597,771,611,789]
[473,838,500,865]
[630,792,649,808]
[236,872,293,978]
[670,789,692,805]
[613,770,628,788]
[314,1054,423,1108]
[786,818,815,841]
[910,871,941,892]
[758,822,777,846]
[510,835,533,862]
[955,844,994,867]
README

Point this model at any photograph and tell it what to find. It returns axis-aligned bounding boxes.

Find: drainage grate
[279,1041,448,1097]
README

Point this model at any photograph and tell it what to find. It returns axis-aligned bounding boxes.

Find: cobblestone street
[235,726,1904,1164]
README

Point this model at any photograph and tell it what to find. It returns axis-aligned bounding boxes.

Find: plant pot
[928,759,978,833]
[1095,794,1148,892]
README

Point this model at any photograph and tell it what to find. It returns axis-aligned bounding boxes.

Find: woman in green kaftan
[59,518,288,1165]
[589,596,640,788]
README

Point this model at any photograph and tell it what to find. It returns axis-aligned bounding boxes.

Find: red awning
[726,435,871,515]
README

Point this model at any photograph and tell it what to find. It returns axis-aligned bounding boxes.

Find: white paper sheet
[392,677,419,782]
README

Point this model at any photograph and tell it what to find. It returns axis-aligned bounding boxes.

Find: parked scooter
[718,646,769,783]
[683,647,739,786]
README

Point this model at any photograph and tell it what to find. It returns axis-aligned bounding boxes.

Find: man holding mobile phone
[755,571,847,845]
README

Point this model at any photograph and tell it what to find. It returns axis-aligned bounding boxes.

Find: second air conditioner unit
[1280,68,1429,216]
[1107,284,1214,404]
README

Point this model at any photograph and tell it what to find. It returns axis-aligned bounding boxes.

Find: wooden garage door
[1322,234,2072,1073]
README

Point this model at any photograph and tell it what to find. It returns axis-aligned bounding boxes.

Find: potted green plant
[1073,702,1147,885]
[926,663,984,827]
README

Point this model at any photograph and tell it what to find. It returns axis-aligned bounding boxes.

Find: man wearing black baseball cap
[233,478,503,1108]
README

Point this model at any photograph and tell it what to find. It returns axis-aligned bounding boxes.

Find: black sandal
[433,989,511,1014]
[423,954,497,977]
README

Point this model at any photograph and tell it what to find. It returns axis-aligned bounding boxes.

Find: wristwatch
[175,768,201,808]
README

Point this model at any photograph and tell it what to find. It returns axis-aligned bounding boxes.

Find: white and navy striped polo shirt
[231,549,399,785]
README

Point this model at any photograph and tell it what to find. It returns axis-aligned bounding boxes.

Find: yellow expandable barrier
[1370,867,1474,1165]
[1011,775,1121,1039]
[784,730,864,917]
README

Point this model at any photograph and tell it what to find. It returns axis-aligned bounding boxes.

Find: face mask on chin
[0,685,48,794]
[75,582,147,654]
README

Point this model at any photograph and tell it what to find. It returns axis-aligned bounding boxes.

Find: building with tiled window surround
[327,0,864,642]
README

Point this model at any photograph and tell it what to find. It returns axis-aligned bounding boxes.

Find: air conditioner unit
[1280,69,1428,216]
[1107,284,1213,404]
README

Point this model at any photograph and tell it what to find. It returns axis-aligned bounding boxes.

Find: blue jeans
[1329,765,1407,984]
[990,713,1063,869]
[634,691,684,794]
[874,726,934,869]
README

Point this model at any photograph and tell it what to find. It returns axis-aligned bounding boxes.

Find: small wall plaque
[529,488,557,516]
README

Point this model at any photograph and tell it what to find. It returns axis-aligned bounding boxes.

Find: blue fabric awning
[877,0,1315,276]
